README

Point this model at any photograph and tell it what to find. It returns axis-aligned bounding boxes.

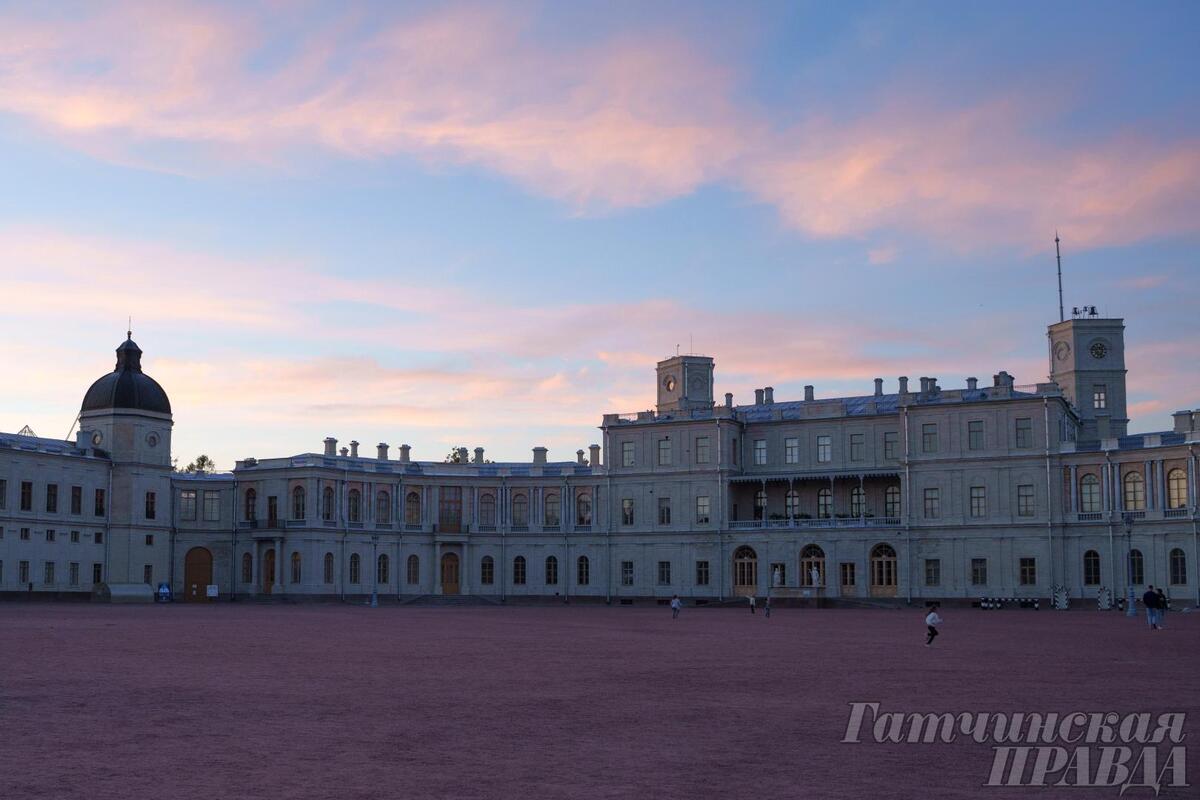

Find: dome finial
[127,315,132,340]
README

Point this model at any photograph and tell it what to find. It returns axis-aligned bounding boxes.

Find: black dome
[81,337,172,415]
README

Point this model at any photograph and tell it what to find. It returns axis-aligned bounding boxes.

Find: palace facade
[1,314,1198,604]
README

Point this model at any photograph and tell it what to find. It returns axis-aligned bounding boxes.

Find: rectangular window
[44,561,55,585]
[923,488,940,519]
[20,481,32,511]
[883,432,899,460]
[658,439,671,466]
[46,484,58,513]
[784,437,799,464]
[94,531,103,545]
[849,434,864,462]
[1015,417,1033,449]
[922,424,938,453]
[203,491,220,521]
[1017,484,1035,517]
[145,534,154,546]
[695,560,710,586]
[70,530,80,543]
[1019,557,1037,586]
[94,489,106,517]
[69,562,80,586]
[657,497,671,525]
[71,486,82,515]
[1093,386,1107,410]
[145,492,156,520]
[924,558,941,586]
[970,486,987,518]
[753,439,767,466]
[19,560,30,584]
[21,527,31,541]
[971,558,988,586]
[46,529,56,543]
[968,420,984,450]
[770,562,786,587]
[695,496,710,524]
[657,561,671,585]
[621,499,634,526]
[0,478,6,509]
[622,441,635,467]
[731,437,738,465]
[93,563,103,584]
[180,490,197,521]
[840,562,856,589]
[143,564,153,585]
[817,435,831,463]
[695,436,710,464]
[621,561,634,586]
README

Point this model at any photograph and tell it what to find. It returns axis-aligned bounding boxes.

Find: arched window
[733,545,757,590]
[1167,469,1187,510]
[512,495,529,526]
[376,491,390,524]
[323,552,334,584]
[513,555,527,585]
[817,488,832,519]
[545,493,560,527]
[869,543,898,591]
[480,494,497,527]
[405,492,421,526]
[800,544,825,586]
[1080,474,1101,513]
[545,555,558,585]
[348,489,362,522]
[349,553,361,584]
[785,490,799,518]
[241,553,252,584]
[1083,550,1101,586]
[576,494,592,525]
[885,485,901,518]
[291,552,301,584]
[577,555,590,585]
[377,554,389,584]
[292,486,306,520]
[480,555,495,585]
[322,486,334,521]
[1170,548,1187,585]
[1129,549,1144,585]
[244,488,257,521]
[406,554,420,585]
[753,490,767,520]
[851,487,866,517]
[1123,472,1146,511]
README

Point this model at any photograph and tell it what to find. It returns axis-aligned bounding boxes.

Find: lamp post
[1124,513,1136,617]
[370,533,379,608]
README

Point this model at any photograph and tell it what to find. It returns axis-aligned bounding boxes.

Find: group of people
[1141,586,1170,630]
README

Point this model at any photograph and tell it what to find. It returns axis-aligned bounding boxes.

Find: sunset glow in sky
[2,1,1198,468]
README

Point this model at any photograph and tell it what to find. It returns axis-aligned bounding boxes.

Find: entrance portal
[733,545,758,597]
[262,548,275,595]
[869,543,897,597]
[184,547,213,602]
[441,552,461,595]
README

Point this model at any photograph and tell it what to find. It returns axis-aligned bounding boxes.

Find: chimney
[349,440,359,458]
[588,443,601,468]
[966,377,978,391]
[873,378,883,397]
[898,376,909,394]
[724,392,733,408]
[376,443,389,460]
[764,387,774,404]
[474,447,485,464]
[457,447,469,463]
[398,444,411,463]
[755,388,764,405]
[930,377,939,392]
[340,447,349,457]
[532,446,548,464]
[919,377,929,393]
[576,449,586,465]
[804,385,814,401]
[324,437,337,457]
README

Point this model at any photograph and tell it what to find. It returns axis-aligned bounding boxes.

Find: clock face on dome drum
[663,375,676,392]
[1089,341,1108,360]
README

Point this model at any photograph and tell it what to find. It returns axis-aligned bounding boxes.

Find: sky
[1,0,1198,469]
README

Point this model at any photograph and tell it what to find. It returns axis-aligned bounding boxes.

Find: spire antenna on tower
[1055,232,1064,323]
[127,315,132,339]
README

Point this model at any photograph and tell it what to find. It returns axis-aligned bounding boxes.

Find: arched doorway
[800,544,825,587]
[733,545,758,597]
[262,548,275,595]
[869,543,897,597]
[441,552,461,595]
[184,547,213,603]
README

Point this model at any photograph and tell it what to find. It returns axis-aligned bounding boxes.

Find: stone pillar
[1156,460,1166,510]
[858,474,865,522]
[1144,461,1153,510]
[432,486,440,531]
[1068,465,1078,514]
[274,537,285,593]
[461,544,471,595]
[434,544,442,595]
[1189,456,1197,510]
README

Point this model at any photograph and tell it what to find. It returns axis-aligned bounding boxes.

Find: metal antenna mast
[1055,232,1064,322]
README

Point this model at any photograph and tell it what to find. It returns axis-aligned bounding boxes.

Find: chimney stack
[474,447,485,464]
[577,449,586,465]
[324,437,337,457]
[919,377,929,393]
[873,378,883,397]
[966,377,978,391]
[398,444,411,463]
[377,443,389,460]
[340,447,349,457]
[930,377,939,392]
[588,443,601,467]
[457,447,469,463]
[898,376,909,394]
[532,446,548,465]
[755,388,764,405]
[724,392,733,408]
[764,387,774,404]
[349,440,359,458]
[804,385,814,401]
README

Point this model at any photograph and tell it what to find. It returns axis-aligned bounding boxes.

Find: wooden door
[184,547,213,603]
[869,544,897,597]
[262,548,275,595]
[441,552,460,595]
[733,546,758,597]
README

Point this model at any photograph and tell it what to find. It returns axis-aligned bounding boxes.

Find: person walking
[670,594,681,620]
[749,595,756,614]
[1142,585,1160,630]
[1156,587,1168,628]
[925,603,942,647]
[764,595,771,619]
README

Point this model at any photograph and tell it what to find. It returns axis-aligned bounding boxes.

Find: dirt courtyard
[1,603,1196,799]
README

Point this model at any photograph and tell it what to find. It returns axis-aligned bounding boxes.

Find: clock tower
[1048,316,1128,440]
[656,355,715,414]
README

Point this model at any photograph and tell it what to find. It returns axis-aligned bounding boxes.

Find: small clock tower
[1048,315,1128,440]
[656,355,715,414]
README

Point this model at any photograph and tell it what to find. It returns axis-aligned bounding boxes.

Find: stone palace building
[1,314,1197,604]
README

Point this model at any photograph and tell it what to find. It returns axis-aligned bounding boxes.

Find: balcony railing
[477,524,497,532]
[1076,512,1105,522]
[574,524,592,533]
[729,517,902,530]
[542,524,560,533]
[1164,508,1190,519]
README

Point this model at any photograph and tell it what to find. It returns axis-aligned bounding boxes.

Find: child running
[925,603,943,647]
[670,594,681,619]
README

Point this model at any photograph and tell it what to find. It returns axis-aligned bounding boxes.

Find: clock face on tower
[663,375,676,392]
[1054,341,1071,361]
[1089,341,1108,360]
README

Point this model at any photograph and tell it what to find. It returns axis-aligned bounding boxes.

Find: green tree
[181,454,217,474]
